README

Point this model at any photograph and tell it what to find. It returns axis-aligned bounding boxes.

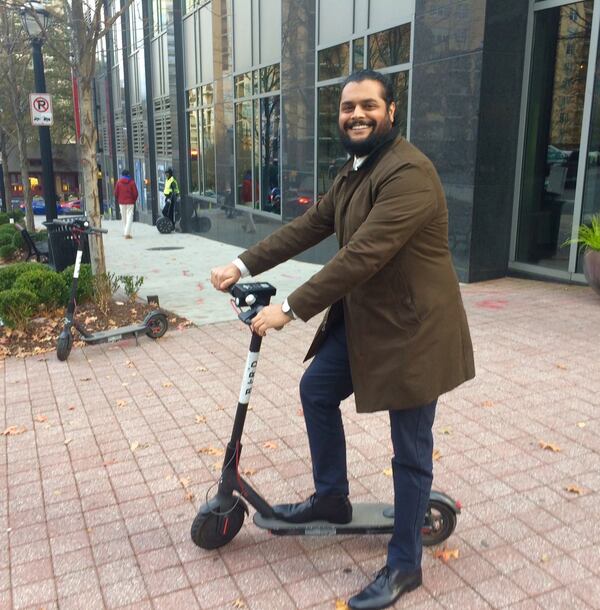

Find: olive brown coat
[239,135,475,413]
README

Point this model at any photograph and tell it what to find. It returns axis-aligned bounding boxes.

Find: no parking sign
[29,93,54,126]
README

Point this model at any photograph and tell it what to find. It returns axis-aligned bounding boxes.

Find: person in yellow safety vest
[163,168,180,224]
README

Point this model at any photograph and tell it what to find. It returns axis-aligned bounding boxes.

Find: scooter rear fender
[429,490,461,514]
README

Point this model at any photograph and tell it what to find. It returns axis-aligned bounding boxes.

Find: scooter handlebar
[229,282,277,325]
[48,218,108,234]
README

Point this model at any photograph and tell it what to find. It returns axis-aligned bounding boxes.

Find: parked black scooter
[55,218,168,361]
[191,282,460,550]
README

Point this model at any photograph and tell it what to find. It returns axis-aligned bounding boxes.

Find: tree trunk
[0,136,12,216]
[15,129,34,232]
[78,77,105,276]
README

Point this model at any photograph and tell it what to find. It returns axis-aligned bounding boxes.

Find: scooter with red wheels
[190,282,460,549]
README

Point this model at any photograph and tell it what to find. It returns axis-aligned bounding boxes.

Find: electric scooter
[191,282,460,550]
[55,218,168,361]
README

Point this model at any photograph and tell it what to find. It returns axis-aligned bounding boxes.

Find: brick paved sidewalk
[1,278,599,610]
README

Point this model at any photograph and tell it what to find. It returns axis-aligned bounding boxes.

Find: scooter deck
[82,324,146,344]
[253,503,394,536]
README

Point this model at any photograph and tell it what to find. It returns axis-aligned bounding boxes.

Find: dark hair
[121,169,130,177]
[340,69,395,109]
[166,168,173,176]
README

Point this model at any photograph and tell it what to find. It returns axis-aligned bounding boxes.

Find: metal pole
[31,39,58,221]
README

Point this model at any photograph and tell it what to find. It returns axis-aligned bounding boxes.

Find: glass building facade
[94,0,600,283]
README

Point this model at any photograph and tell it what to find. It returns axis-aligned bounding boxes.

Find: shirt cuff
[283,298,296,320]
[233,258,251,278]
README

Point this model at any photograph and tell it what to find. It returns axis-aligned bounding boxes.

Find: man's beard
[339,115,394,157]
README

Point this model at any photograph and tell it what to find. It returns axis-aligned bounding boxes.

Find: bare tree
[0,5,35,230]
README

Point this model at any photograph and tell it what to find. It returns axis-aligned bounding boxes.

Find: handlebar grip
[89,227,108,234]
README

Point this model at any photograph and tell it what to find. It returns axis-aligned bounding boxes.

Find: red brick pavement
[1,278,599,609]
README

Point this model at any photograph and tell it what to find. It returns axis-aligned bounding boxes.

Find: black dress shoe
[272,493,352,524]
[348,566,422,610]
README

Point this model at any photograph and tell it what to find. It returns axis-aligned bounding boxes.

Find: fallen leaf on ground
[79,377,91,382]
[297,408,304,416]
[162,381,173,388]
[335,600,349,610]
[197,366,208,372]
[198,447,224,456]
[432,449,442,461]
[64,438,72,445]
[440,427,452,435]
[382,468,393,477]
[232,599,245,608]
[540,553,550,563]
[539,441,561,452]
[185,491,195,501]
[263,441,278,449]
[126,360,134,368]
[2,426,27,436]
[566,484,584,495]
[241,468,256,476]
[34,415,48,423]
[195,415,206,424]
[67,405,76,411]
[433,547,459,562]
[577,422,587,429]
[116,399,127,408]
[481,400,495,408]
[555,363,568,370]
[179,477,191,488]
[130,441,140,452]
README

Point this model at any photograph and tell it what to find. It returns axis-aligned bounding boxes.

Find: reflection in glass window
[390,71,409,138]
[317,85,346,197]
[318,43,350,81]
[352,38,364,71]
[235,72,253,98]
[260,97,281,212]
[187,88,198,107]
[202,107,216,195]
[234,66,281,216]
[187,111,199,193]
[259,64,280,93]
[368,23,411,69]
[235,101,255,207]
[202,83,213,105]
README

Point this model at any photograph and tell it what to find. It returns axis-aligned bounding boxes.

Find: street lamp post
[20,2,58,222]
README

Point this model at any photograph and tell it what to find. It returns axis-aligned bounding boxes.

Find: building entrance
[512,0,599,279]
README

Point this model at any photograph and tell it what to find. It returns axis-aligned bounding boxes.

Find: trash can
[43,217,91,272]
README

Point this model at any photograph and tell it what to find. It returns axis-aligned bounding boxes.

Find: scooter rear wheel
[56,332,73,361]
[156,216,174,234]
[191,503,246,549]
[422,500,457,546]
[145,312,168,339]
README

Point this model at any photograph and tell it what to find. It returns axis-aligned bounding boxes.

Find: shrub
[0,262,51,291]
[14,269,67,310]
[0,223,17,235]
[61,263,94,304]
[93,271,120,316]
[119,274,144,303]
[0,288,38,329]
[12,231,25,250]
[32,230,47,242]
[0,233,13,247]
[8,210,24,222]
[0,213,8,225]
[0,244,16,261]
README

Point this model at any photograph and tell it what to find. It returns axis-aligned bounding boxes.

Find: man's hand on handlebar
[250,304,293,337]
[210,263,241,291]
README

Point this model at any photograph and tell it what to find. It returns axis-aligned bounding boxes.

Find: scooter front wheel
[191,502,246,549]
[145,312,168,339]
[56,331,73,361]
[422,500,457,547]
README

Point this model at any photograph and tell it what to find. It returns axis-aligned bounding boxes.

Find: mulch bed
[0,299,192,359]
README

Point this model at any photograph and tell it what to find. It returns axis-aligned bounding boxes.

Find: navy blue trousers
[299,318,436,571]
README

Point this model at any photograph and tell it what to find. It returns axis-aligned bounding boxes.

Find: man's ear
[388,101,396,124]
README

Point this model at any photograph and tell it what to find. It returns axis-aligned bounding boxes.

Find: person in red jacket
[113,169,138,239]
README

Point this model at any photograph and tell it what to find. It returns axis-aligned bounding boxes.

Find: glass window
[201,83,213,106]
[187,88,198,107]
[352,38,364,71]
[390,71,409,138]
[202,107,216,195]
[188,111,200,193]
[319,0,353,46]
[260,96,280,212]
[235,101,255,207]
[235,72,253,98]
[368,23,411,69]
[516,2,592,269]
[233,0,252,71]
[318,42,350,81]
[316,84,346,197]
[259,0,281,66]
[259,64,280,93]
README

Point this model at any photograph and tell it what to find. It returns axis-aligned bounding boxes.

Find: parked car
[19,198,82,215]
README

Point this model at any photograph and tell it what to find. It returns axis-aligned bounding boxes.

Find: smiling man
[210,69,475,610]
